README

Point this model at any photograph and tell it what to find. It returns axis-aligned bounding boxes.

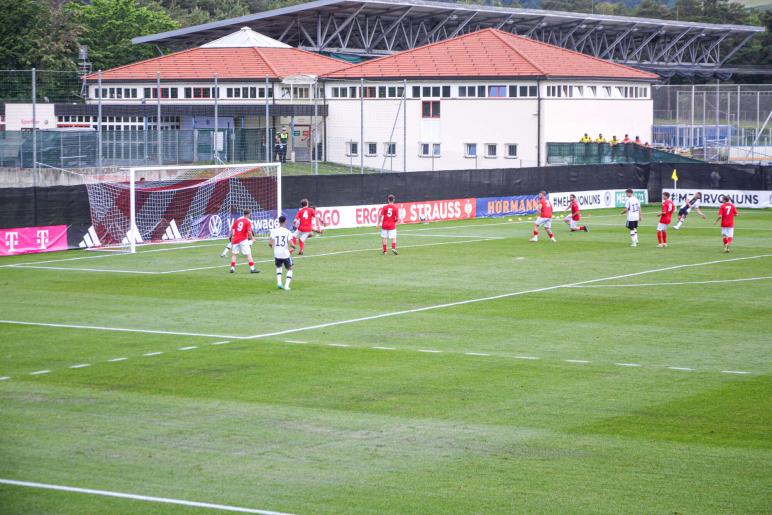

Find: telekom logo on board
[0,225,68,256]
[4,232,19,253]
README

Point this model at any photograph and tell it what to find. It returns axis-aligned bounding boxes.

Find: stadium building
[75,26,657,169]
[322,28,658,170]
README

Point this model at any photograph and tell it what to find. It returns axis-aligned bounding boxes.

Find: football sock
[533,230,539,237]
[663,231,667,243]
[657,231,662,244]
[391,241,396,249]
[728,237,733,244]
[276,267,283,285]
[248,261,254,270]
[291,237,297,246]
[383,243,387,253]
[285,270,293,288]
[299,240,305,253]
[230,260,236,267]
[547,231,554,239]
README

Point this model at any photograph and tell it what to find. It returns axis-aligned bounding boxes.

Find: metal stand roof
[133,0,765,77]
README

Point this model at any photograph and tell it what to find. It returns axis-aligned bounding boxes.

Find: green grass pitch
[0,207,770,514]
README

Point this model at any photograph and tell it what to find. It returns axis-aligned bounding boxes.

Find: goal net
[84,163,281,252]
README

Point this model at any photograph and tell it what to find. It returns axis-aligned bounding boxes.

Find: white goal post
[84,163,281,253]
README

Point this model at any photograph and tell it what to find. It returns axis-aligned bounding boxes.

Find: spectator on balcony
[634,136,642,145]
[580,133,592,143]
[595,133,606,143]
[622,134,632,144]
[610,135,620,146]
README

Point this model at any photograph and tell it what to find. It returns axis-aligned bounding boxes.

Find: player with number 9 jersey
[228,209,258,274]
[379,194,399,255]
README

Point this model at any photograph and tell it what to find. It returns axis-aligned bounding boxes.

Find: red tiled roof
[85,47,349,81]
[324,28,659,81]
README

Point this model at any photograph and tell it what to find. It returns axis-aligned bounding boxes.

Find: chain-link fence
[0,69,331,175]
[652,84,772,162]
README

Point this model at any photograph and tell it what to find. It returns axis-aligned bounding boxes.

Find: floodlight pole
[156,72,162,165]
[32,68,36,172]
[98,70,103,171]
[214,74,219,163]
[313,77,319,175]
[403,78,407,173]
[265,76,271,162]
[360,77,364,175]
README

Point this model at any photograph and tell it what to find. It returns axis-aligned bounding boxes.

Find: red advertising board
[0,225,69,256]
[397,198,477,224]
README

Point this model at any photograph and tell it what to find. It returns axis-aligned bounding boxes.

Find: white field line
[721,370,751,375]
[210,340,231,346]
[178,346,197,351]
[586,222,772,231]
[69,364,90,369]
[13,237,499,275]
[6,264,158,275]
[465,352,491,356]
[668,367,694,371]
[154,238,498,275]
[0,320,243,340]
[241,254,772,341]
[108,357,128,362]
[2,254,767,343]
[327,343,350,347]
[29,370,50,375]
[143,352,164,357]
[615,363,642,367]
[284,340,307,344]
[0,211,642,271]
[372,346,396,350]
[565,359,591,364]
[417,349,442,353]
[0,376,10,381]
[569,276,772,288]
[0,479,294,515]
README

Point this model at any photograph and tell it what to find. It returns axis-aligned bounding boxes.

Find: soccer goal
[84,163,281,253]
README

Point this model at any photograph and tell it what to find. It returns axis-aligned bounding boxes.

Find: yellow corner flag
[671,169,679,181]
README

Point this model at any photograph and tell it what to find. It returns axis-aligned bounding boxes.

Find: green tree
[633,0,673,19]
[0,0,80,70]
[67,0,179,70]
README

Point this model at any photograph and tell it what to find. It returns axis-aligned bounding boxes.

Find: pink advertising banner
[0,225,69,256]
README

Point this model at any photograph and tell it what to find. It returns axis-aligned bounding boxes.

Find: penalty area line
[0,479,294,515]
[243,253,772,340]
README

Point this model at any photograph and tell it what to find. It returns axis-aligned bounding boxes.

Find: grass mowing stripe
[0,320,243,340]
[0,479,294,515]
[242,253,772,341]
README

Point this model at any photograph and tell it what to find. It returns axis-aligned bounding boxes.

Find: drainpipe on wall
[537,79,542,167]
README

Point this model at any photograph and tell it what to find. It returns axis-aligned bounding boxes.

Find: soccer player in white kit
[673,192,706,230]
[269,215,297,290]
[621,188,642,247]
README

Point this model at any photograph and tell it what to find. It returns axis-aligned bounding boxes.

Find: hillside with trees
[0,0,768,81]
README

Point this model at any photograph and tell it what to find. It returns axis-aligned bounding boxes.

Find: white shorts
[294,230,312,242]
[381,229,397,239]
[721,227,734,237]
[231,240,252,255]
[565,216,578,230]
[657,223,669,231]
[535,217,552,229]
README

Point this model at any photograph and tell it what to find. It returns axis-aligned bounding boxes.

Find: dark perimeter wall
[2,164,770,229]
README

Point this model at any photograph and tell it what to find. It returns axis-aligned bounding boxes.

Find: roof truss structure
[133,0,765,77]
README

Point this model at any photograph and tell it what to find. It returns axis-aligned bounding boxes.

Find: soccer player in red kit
[714,195,738,253]
[378,194,399,255]
[530,190,556,242]
[562,194,588,233]
[229,208,259,274]
[291,199,316,255]
[657,191,675,248]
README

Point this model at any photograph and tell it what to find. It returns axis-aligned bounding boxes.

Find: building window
[477,85,486,98]
[587,86,597,97]
[384,142,396,156]
[442,85,450,98]
[347,141,358,156]
[485,144,497,158]
[465,143,477,158]
[505,144,518,158]
[508,85,517,97]
[366,142,377,156]
[422,100,440,118]
[488,85,507,97]
[458,85,477,98]
[412,86,421,98]
[378,86,387,98]
[419,143,441,157]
